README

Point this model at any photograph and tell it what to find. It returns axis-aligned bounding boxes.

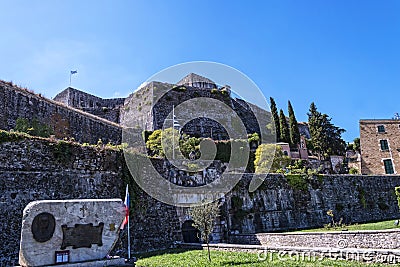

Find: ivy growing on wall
[0,130,25,144]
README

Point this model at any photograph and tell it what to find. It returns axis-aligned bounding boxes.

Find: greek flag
[120,185,130,229]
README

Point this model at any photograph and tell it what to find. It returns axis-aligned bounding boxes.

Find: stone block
[19,199,125,267]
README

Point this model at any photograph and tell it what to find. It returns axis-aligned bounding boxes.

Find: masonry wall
[121,82,272,140]
[0,137,181,266]
[223,174,400,236]
[53,87,125,123]
[0,81,122,144]
[228,230,400,250]
[3,135,400,265]
[360,119,400,175]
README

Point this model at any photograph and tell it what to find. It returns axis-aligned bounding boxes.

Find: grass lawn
[134,249,392,267]
[295,219,399,233]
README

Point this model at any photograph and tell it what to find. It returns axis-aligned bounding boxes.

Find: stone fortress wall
[0,137,181,266]
[0,81,122,144]
[224,175,400,236]
[2,77,399,265]
[2,136,400,265]
[121,81,271,140]
[54,87,125,124]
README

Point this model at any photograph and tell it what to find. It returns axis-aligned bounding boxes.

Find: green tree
[279,109,290,144]
[269,97,281,142]
[353,137,360,152]
[189,201,220,262]
[307,102,346,159]
[395,187,400,212]
[146,128,200,158]
[146,129,163,157]
[288,100,300,149]
[254,144,291,173]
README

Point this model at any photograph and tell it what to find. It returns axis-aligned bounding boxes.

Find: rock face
[19,199,125,267]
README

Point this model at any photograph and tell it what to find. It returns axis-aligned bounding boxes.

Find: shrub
[14,117,53,138]
[349,167,358,174]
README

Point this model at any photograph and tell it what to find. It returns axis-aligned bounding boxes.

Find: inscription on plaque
[61,223,104,249]
[31,212,56,243]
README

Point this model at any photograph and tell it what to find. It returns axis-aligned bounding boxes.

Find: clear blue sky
[1,1,399,142]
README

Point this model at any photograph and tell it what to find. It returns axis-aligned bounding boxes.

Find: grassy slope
[135,249,391,267]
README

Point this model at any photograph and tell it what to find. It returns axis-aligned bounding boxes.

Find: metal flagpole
[172,105,175,160]
[126,184,131,260]
[70,70,77,87]
[127,213,131,259]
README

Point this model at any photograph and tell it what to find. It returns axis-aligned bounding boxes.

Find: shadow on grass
[132,248,201,260]
[222,260,260,266]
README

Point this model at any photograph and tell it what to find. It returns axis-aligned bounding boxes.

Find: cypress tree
[307,102,346,159]
[308,102,323,158]
[279,109,290,144]
[269,97,281,142]
[288,100,300,149]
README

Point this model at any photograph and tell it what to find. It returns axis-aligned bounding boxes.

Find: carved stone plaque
[31,212,56,243]
[61,223,104,249]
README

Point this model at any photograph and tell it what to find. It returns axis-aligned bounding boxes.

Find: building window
[380,140,389,151]
[383,159,394,174]
[377,125,385,133]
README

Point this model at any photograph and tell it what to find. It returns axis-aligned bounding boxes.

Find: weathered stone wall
[0,137,181,266]
[229,230,400,250]
[3,134,400,265]
[0,81,122,144]
[223,174,400,235]
[121,81,272,140]
[54,87,125,123]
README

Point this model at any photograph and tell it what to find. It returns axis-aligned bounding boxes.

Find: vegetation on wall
[52,140,73,164]
[14,117,53,138]
[146,128,200,159]
[285,174,308,191]
[146,129,257,171]
[0,129,25,143]
[254,144,291,173]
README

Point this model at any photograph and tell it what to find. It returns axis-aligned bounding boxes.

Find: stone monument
[19,199,126,267]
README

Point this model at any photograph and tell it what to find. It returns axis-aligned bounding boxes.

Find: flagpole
[172,105,175,160]
[126,185,131,260]
[127,210,131,259]
[69,73,72,86]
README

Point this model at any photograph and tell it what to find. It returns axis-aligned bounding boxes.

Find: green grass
[296,219,399,233]
[134,249,392,267]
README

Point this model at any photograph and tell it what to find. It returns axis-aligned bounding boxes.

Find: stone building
[54,87,125,123]
[360,119,400,174]
[121,73,272,141]
[1,73,310,145]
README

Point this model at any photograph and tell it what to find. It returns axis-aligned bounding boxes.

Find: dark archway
[181,220,200,243]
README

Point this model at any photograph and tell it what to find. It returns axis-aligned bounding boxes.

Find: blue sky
[1,1,399,142]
